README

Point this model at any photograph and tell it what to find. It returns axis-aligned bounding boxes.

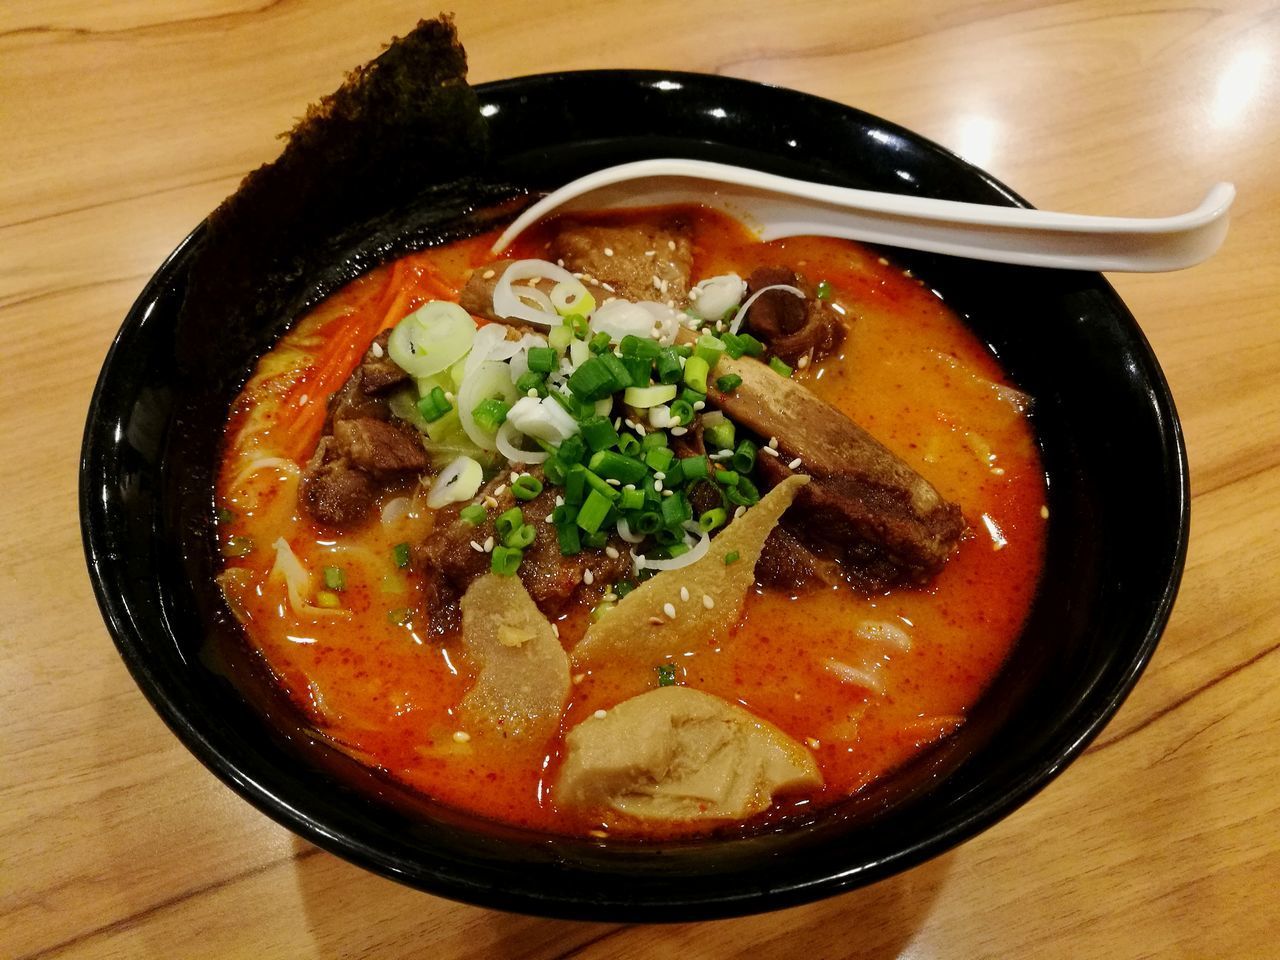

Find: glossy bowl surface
[80,71,1187,921]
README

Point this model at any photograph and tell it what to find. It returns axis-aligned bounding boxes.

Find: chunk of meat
[556,686,821,821]
[755,526,842,591]
[332,418,428,473]
[552,216,693,303]
[706,350,966,585]
[415,470,632,632]
[458,573,570,743]
[743,267,845,365]
[358,330,410,393]
[299,436,379,526]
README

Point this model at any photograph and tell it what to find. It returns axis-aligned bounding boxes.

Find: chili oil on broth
[215,207,1046,838]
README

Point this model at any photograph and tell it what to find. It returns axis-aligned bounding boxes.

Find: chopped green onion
[584,529,609,549]
[512,474,543,501]
[682,355,710,394]
[644,446,675,473]
[680,455,709,481]
[544,457,567,485]
[417,385,454,422]
[588,331,613,354]
[557,434,587,464]
[583,469,620,502]
[557,522,582,556]
[724,550,740,565]
[496,506,524,540]
[619,487,645,511]
[459,504,487,525]
[564,314,589,339]
[547,325,573,354]
[721,332,747,359]
[620,335,661,359]
[614,580,636,598]
[680,387,706,408]
[622,383,678,408]
[504,523,537,549]
[738,333,766,357]
[816,279,832,300]
[316,590,342,609]
[655,348,683,385]
[579,416,620,452]
[674,344,694,359]
[657,663,677,687]
[769,356,794,378]
[732,439,757,473]
[387,607,411,625]
[472,397,510,434]
[515,371,547,396]
[617,433,642,456]
[216,507,235,525]
[634,511,663,535]
[715,373,743,393]
[567,357,615,400]
[726,476,761,506]
[564,465,587,504]
[576,489,613,533]
[704,419,736,451]
[620,356,651,387]
[713,468,740,486]
[527,346,557,373]
[322,566,347,592]
[597,352,634,389]
[669,399,694,425]
[589,450,648,485]
[641,430,668,450]
[694,334,726,367]
[491,545,523,576]
[549,389,589,420]
[392,542,411,569]
[698,507,728,532]
[659,492,692,527]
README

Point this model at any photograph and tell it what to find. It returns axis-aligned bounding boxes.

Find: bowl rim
[80,68,1190,921]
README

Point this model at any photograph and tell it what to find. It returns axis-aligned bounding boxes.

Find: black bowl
[81,71,1188,921]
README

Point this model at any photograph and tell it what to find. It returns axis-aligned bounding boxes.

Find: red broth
[216,208,1046,838]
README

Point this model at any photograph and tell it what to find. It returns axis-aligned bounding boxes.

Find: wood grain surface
[3,1,1277,957]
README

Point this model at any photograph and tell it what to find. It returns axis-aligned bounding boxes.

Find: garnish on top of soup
[216,205,1045,837]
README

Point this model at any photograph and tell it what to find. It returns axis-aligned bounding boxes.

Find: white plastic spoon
[491,158,1234,272]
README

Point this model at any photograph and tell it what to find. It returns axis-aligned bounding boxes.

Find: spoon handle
[492,158,1234,273]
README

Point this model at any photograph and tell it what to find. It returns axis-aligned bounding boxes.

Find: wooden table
[3,2,1276,956]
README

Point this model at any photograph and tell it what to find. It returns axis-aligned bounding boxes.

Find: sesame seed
[483,536,495,552]
[797,355,810,369]
[555,495,565,506]
[992,466,1006,476]
[788,457,802,470]
[652,275,663,289]
[648,616,665,626]
[635,423,647,436]
[370,341,384,358]
[806,737,821,749]
[667,239,676,251]
[556,258,565,267]
[444,391,455,402]
[613,417,622,430]
[494,484,507,496]
[470,540,483,552]
[670,426,688,436]
[572,672,585,684]
[298,393,309,405]
[603,592,618,603]
[878,257,889,265]
[601,282,616,293]
[545,513,555,523]
[453,731,471,743]
[527,388,538,398]
[1040,505,1050,519]
[604,247,614,256]
[761,445,780,457]
[510,471,520,483]
[484,496,499,509]
[659,278,669,294]
[594,709,608,719]
[653,471,666,480]
[693,401,705,411]
[702,594,715,609]
[551,623,560,638]
[605,545,620,559]
[606,477,621,486]
[733,506,746,519]
[645,250,656,257]
[768,436,779,449]
[663,603,677,619]
[654,480,664,492]
[482,269,496,279]
[624,418,637,429]
[662,489,674,497]
[679,586,690,602]
[583,569,595,585]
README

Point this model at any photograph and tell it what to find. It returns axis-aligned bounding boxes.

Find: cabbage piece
[458,573,570,742]
[556,686,821,820]
[572,475,808,666]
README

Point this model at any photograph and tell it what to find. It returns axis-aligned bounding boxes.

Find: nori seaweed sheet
[176,14,526,385]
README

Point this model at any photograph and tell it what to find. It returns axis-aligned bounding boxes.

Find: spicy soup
[216,208,1045,838]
